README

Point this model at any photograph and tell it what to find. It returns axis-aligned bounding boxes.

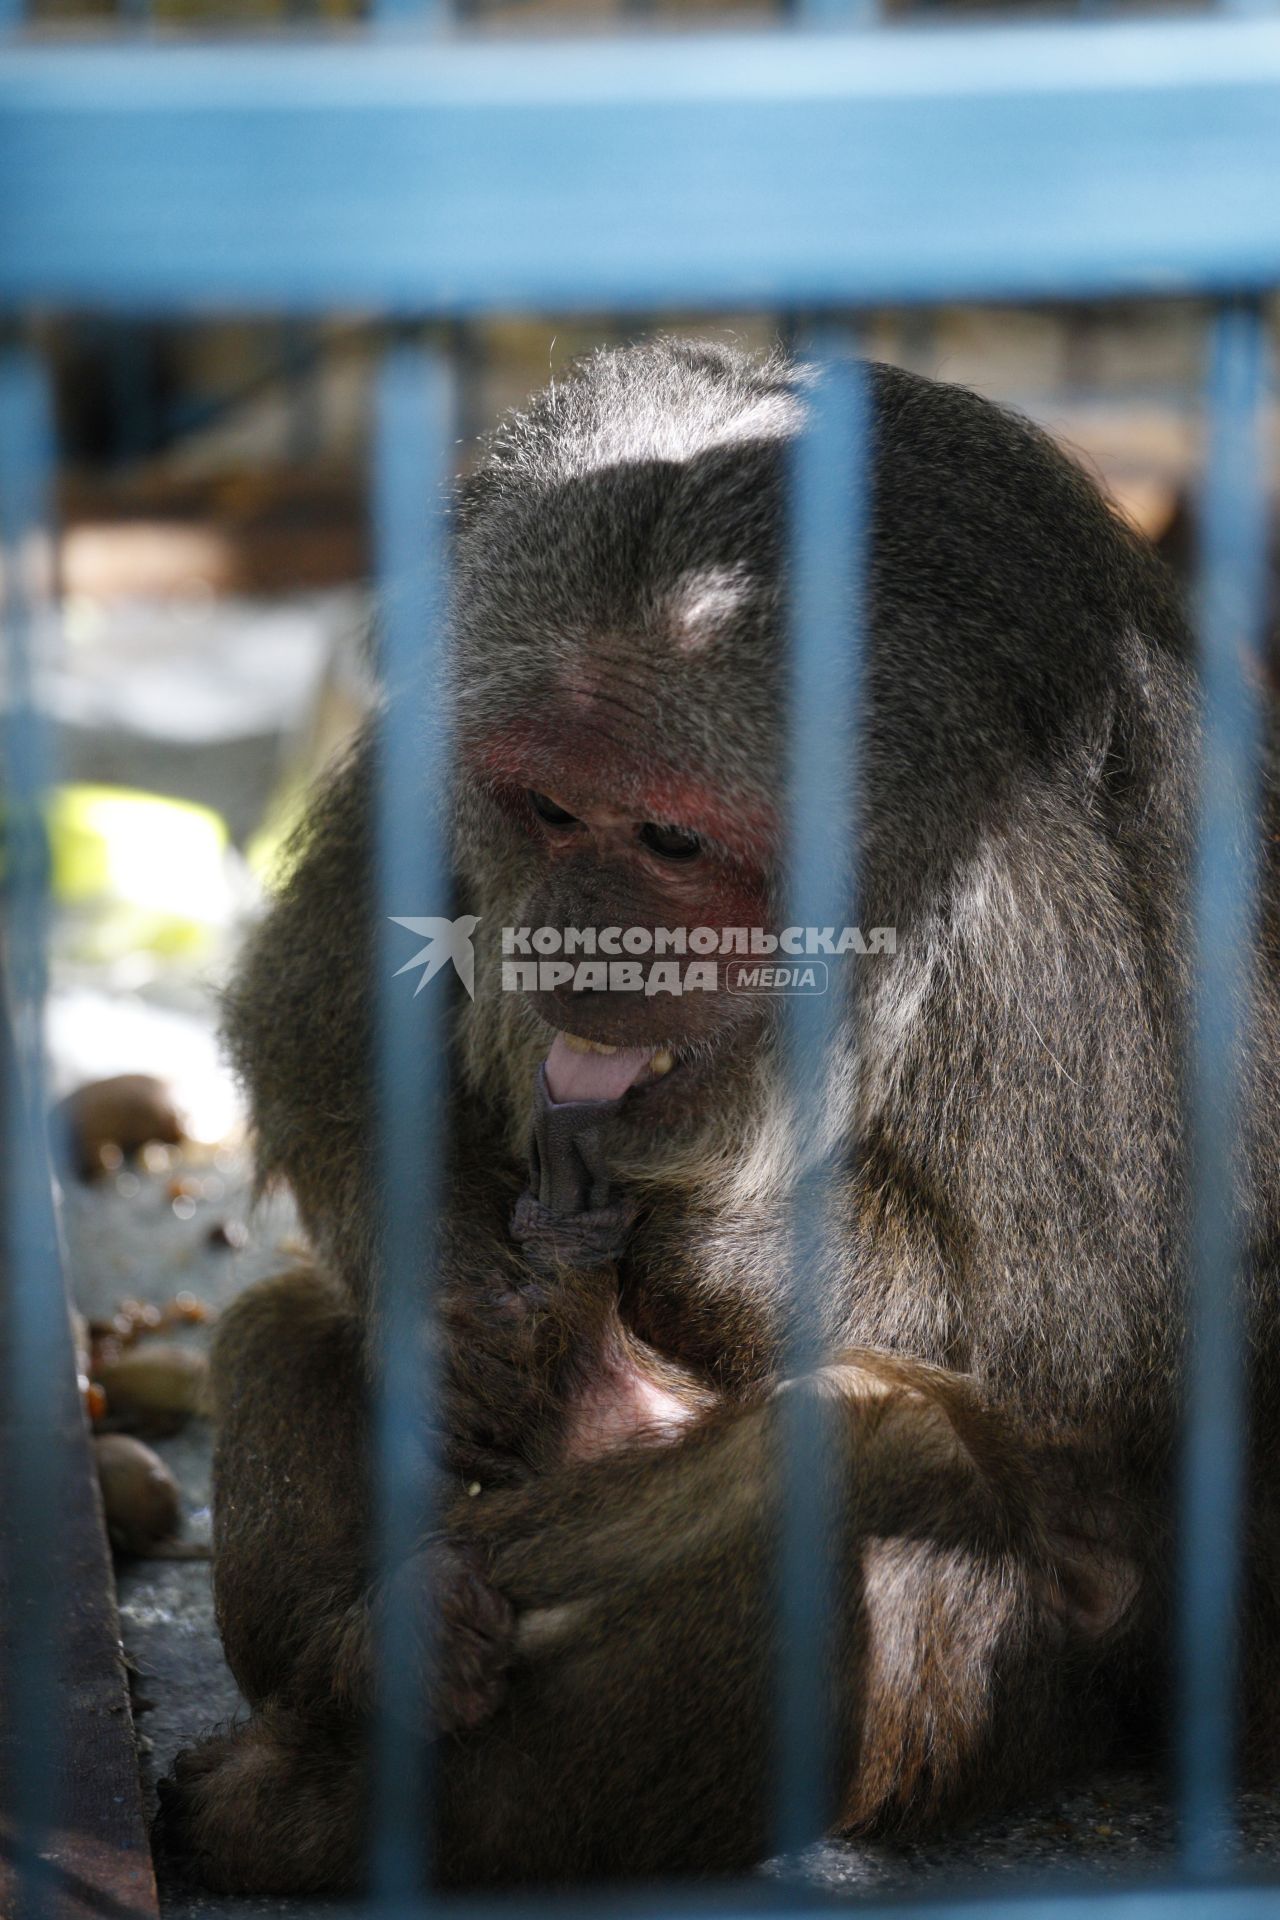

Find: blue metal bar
[7,19,1280,312]
[1177,298,1270,1881]
[0,344,62,1920]
[371,335,455,1900]
[775,332,866,1855]
[244,1876,1280,1920]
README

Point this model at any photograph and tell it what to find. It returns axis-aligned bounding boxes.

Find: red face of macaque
[473,710,777,1114]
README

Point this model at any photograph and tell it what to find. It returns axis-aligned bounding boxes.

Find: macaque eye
[528,790,579,827]
[640,822,702,861]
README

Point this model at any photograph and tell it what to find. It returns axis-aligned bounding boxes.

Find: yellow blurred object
[48,785,232,960]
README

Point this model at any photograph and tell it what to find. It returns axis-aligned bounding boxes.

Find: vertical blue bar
[371,335,455,1902]
[0,0,24,29]
[775,327,867,1856]
[0,345,62,1920]
[1178,298,1270,1881]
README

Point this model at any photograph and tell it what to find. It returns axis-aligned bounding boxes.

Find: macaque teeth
[649,1049,675,1077]
[561,1033,619,1056]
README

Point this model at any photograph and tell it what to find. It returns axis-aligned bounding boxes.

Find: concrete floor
[61,1152,1280,1914]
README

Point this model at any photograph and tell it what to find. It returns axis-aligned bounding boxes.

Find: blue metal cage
[1,3,1275,1915]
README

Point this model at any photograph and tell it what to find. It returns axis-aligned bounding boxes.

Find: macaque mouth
[544,1029,680,1106]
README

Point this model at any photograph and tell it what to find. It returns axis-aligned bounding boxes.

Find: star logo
[389,914,480,1000]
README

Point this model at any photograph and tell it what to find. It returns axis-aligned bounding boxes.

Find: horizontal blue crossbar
[224,1879,1280,1919]
[3,16,1280,311]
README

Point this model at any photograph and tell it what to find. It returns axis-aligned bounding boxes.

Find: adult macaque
[163,341,1280,1891]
